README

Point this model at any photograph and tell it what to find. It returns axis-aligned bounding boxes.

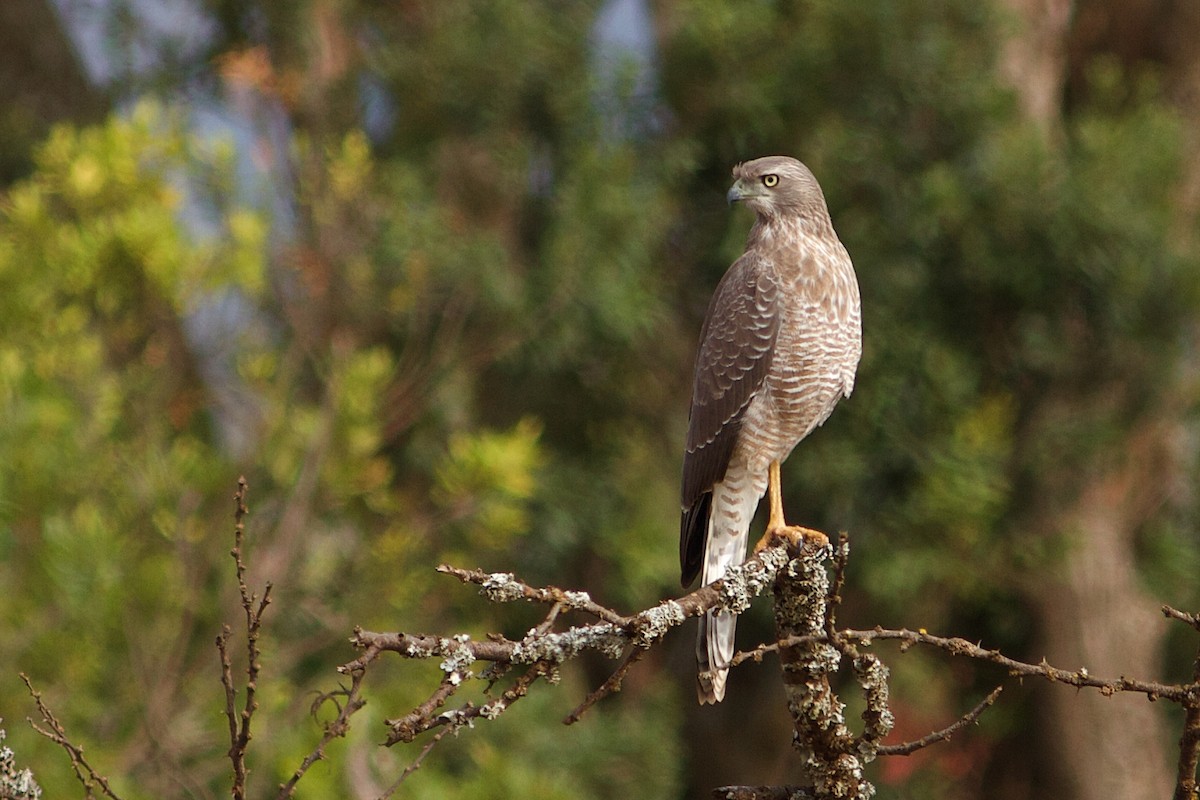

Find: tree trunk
[1027,421,1180,800]
[995,3,1188,797]
[996,0,1074,139]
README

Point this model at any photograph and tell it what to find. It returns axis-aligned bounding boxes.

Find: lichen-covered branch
[331,533,1200,799]
[327,542,797,792]
[713,786,817,800]
[771,538,880,799]
[436,564,633,626]
[385,662,555,746]
[346,543,793,677]
[0,719,42,800]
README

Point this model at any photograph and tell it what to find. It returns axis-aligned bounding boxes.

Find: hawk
[681,156,862,704]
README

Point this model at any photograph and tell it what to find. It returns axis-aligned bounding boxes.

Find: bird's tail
[697,607,738,703]
[695,480,754,704]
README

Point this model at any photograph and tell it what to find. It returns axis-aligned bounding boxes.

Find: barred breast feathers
[750,214,862,402]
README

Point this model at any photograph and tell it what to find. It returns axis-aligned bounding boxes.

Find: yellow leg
[767,460,785,532]
[753,459,829,554]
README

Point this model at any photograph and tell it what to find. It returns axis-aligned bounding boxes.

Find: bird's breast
[736,260,860,465]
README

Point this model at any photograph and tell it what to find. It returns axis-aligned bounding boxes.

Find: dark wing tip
[680,492,711,588]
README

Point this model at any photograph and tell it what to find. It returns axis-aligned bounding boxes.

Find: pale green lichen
[632,600,686,647]
[0,724,41,800]
[437,633,476,674]
[773,545,875,798]
[853,653,895,761]
[512,623,626,663]
[479,572,525,602]
[478,701,505,720]
[436,707,475,730]
[562,590,592,607]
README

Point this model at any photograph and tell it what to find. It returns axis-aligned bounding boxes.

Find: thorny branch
[736,627,1192,703]
[875,686,1004,757]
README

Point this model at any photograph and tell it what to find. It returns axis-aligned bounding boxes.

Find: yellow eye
[762,174,779,188]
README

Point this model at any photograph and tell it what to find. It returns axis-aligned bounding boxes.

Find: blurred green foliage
[0,0,1198,798]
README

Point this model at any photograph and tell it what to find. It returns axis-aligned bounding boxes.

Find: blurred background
[2,0,1199,798]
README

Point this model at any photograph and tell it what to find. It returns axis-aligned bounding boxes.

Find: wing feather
[679,254,780,584]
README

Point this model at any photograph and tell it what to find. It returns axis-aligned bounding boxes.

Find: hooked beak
[726,182,745,205]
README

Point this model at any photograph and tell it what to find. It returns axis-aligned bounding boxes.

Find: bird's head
[727,156,829,221]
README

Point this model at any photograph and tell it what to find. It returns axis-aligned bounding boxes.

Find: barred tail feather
[697,606,737,703]
[695,473,758,704]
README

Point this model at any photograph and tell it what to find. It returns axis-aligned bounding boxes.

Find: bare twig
[877,686,1004,756]
[1164,605,1200,800]
[20,673,123,800]
[564,646,648,725]
[377,727,454,800]
[846,628,1188,702]
[384,674,466,744]
[1164,604,1200,633]
[216,624,239,767]
[275,670,368,799]
[218,477,273,800]
[532,601,567,636]
[1173,679,1200,800]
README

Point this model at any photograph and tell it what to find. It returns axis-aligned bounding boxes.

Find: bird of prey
[681,156,861,704]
